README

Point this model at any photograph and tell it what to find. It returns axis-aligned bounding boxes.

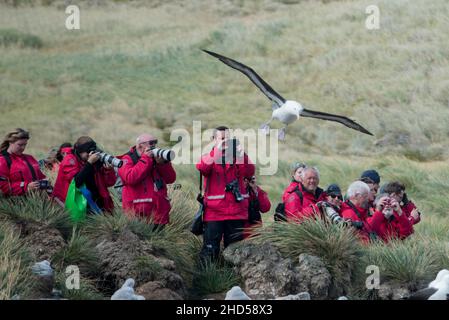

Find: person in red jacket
[118,133,176,228]
[196,126,255,261]
[370,192,414,242]
[282,166,326,222]
[0,128,48,197]
[52,136,116,212]
[242,175,271,239]
[382,181,421,225]
[341,181,383,243]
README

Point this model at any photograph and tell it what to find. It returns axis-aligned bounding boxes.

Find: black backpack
[274,185,303,222]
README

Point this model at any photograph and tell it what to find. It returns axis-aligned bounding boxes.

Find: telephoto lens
[99,152,123,168]
[152,148,175,162]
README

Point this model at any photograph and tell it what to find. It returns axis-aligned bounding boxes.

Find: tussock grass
[361,236,448,288]
[0,192,72,237]
[0,223,31,300]
[52,228,100,276]
[54,271,105,300]
[192,259,240,298]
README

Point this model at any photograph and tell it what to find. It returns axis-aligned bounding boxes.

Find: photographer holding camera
[242,175,271,239]
[370,191,414,242]
[118,133,176,228]
[196,126,255,261]
[0,128,49,196]
[53,136,117,212]
[340,181,383,243]
[382,181,421,226]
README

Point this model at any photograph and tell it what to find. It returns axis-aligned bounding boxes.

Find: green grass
[0,28,43,48]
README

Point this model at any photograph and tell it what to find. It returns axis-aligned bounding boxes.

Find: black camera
[225,179,244,202]
[38,180,50,190]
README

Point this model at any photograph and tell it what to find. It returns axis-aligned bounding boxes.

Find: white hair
[347,181,370,198]
[300,166,320,180]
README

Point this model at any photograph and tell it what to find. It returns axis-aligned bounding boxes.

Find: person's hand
[375,196,389,211]
[249,176,257,192]
[143,147,153,158]
[411,208,420,220]
[216,139,227,151]
[27,181,40,191]
[87,151,101,164]
[236,144,244,158]
[155,156,165,164]
[390,198,402,215]
[103,162,113,170]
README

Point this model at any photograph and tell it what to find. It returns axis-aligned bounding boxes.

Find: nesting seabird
[203,50,373,140]
[408,269,449,300]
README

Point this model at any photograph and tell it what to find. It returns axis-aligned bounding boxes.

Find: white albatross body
[272,100,303,124]
[203,50,373,140]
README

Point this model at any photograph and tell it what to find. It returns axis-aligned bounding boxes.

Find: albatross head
[284,100,304,117]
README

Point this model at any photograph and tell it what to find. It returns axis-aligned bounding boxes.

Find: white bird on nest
[408,269,449,300]
[203,50,373,140]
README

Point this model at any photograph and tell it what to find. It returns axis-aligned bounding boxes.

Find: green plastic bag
[65,179,87,222]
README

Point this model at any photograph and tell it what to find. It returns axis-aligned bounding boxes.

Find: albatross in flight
[203,50,373,140]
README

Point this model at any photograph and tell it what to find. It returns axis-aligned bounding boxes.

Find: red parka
[371,209,414,242]
[52,151,116,211]
[340,201,382,243]
[282,181,326,222]
[118,147,176,225]
[0,152,46,196]
[196,147,255,222]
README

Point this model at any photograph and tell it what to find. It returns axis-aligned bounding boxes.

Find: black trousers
[199,220,245,262]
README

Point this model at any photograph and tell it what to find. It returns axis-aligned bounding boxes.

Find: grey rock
[276,292,311,300]
[223,242,332,300]
[225,286,251,300]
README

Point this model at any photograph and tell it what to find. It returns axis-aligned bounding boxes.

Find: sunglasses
[330,194,343,201]
[140,139,158,146]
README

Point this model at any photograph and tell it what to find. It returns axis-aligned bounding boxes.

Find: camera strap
[22,156,38,182]
[345,200,362,220]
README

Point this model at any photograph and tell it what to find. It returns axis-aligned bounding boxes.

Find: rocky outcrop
[94,228,186,299]
[21,223,66,261]
[223,242,332,299]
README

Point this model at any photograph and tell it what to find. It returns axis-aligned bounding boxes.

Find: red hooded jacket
[282,181,326,222]
[52,151,116,211]
[0,152,46,196]
[196,147,255,222]
[118,147,176,225]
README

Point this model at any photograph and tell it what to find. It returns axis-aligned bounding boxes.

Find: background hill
[0,0,448,300]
